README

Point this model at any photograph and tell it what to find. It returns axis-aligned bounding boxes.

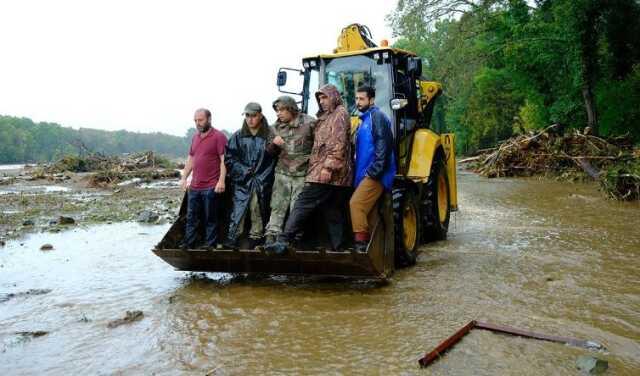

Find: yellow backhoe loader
[153,24,458,280]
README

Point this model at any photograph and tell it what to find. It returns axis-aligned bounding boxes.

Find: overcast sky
[0,0,397,137]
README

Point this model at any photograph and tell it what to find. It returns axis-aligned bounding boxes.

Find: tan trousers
[349,177,384,234]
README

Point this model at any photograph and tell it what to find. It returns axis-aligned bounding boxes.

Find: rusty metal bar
[474,321,601,349]
[419,321,603,368]
[418,320,476,368]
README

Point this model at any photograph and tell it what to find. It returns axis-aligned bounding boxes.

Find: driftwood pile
[40,151,179,187]
[462,125,639,200]
[46,151,170,174]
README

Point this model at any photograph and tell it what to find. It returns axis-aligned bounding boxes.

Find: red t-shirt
[188,128,227,190]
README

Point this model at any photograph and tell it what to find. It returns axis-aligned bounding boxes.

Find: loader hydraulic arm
[334,23,377,53]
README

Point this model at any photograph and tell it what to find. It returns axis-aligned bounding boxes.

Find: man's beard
[357,104,370,113]
[197,122,211,133]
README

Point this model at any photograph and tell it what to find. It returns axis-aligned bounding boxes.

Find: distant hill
[0,115,229,164]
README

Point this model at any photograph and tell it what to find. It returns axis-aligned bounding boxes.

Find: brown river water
[1,171,639,375]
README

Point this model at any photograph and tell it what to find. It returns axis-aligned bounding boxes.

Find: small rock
[15,331,49,338]
[58,216,75,225]
[40,244,54,251]
[0,288,52,303]
[576,355,608,374]
[22,219,35,226]
[0,240,5,247]
[107,310,144,328]
[136,210,159,223]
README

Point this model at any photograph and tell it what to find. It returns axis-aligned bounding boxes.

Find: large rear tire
[423,157,451,241]
[393,188,421,267]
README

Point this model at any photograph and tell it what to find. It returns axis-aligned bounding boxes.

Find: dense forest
[389,0,640,154]
[0,115,206,164]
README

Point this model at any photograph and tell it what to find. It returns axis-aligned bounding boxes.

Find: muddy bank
[1,171,638,374]
[0,165,182,240]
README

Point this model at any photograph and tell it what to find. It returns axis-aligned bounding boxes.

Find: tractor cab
[277,46,442,175]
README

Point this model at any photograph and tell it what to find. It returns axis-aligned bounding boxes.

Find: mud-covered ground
[0,165,182,241]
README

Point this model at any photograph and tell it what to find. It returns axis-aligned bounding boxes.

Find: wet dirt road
[1,171,639,375]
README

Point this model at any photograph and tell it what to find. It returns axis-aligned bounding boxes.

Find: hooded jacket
[305,84,353,187]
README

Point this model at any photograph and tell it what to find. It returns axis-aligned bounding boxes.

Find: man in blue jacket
[350,85,396,253]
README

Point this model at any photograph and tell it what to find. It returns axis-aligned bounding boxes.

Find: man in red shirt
[179,108,227,250]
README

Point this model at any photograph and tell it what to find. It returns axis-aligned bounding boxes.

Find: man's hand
[215,180,225,193]
[319,168,332,184]
[180,177,189,191]
[273,135,285,147]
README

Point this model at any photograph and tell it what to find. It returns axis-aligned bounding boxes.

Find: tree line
[0,115,226,164]
[389,0,640,154]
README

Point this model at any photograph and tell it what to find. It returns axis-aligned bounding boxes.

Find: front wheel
[423,158,450,241]
[393,188,421,267]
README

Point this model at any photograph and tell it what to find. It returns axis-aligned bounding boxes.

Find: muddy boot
[222,238,239,251]
[264,234,276,247]
[248,237,264,250]
[265,236,288,255]
[179,242,193,251]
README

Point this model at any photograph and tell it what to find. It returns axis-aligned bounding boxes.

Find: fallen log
[458,156,482,164]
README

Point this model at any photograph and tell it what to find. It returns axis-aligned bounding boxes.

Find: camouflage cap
[272,96,299,113]
[242,102,262,115]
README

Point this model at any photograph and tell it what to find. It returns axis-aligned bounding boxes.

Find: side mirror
[408,57,423,77]
[277,71,287,87]
[390,98,408,110]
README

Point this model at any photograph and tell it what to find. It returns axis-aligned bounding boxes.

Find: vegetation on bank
[388,0,640,199]
[389,0,640,154]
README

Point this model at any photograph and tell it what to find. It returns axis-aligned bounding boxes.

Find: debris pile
[45,151,174,174]
[29,151,180,187]
[465,125,639,200]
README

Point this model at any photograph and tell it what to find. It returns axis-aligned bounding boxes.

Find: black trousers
[184,188,218,247]
[281,183,349,250]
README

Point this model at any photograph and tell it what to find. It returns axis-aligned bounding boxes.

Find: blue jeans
[184,188,218,247]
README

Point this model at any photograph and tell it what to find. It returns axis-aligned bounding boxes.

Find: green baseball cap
[242,102,262,115]
[272,95,299,112]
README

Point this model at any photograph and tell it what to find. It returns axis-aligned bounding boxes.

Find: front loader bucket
[153,192,395,280]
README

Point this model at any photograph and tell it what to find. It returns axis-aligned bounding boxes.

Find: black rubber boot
[265,239,288,255]
[222,238,239,251]
[248,237,264,250]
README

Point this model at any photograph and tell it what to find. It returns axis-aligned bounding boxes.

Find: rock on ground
[137,210,159,223]
[576,355,608,374]
[107,310,144,328]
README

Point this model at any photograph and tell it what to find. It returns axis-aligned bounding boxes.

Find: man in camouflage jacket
[266,84,353,255]
[264,96,316,246]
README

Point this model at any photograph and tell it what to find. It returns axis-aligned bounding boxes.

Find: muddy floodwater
[1,171,639,375]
